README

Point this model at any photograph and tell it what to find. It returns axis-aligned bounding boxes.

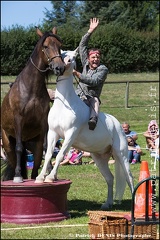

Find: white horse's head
[61,48,79,71]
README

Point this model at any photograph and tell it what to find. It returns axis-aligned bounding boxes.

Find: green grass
[1,72,159,124]
[1,72,159,239]
[1,158,159,239]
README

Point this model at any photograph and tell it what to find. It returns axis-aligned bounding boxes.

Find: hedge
[1,24,159,75]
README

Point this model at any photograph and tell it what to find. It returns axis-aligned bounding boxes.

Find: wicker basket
[88,211,157,240]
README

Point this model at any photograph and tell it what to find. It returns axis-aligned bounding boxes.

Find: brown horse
[1,27,65,183]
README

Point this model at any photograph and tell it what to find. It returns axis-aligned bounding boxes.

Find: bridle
[42,47,62,64]
[30,56,48,72]
[30,36,63,73]
[30,49,62,73]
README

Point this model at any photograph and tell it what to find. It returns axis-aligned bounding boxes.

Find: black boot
[88,116,98,130]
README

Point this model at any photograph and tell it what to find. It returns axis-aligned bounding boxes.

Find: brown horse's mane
[42,31,62,44]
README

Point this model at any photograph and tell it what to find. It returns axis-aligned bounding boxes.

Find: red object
[1,179,72,224]
[134,161,152,217]
[88,50,100,56]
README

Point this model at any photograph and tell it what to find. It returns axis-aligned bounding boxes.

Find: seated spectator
[82,151,95,164]
[52,138,63,158]
[127,136,142,164]
[83,151,91,157]
[155,130,159,160]
[82,151,115,165]
[122,122,138,141]
[149,129,160,159]
[52,148,83,166]
[143,120,159,151]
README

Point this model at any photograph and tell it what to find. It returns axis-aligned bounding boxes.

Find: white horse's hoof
[44,177,54,183]
[34,179,44,183]
[13,177,23,183]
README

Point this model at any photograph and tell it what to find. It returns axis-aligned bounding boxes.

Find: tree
[43,1,80,29]
[1,25,37,75]
[78,1,159,31]
[115,1,159,31]
[78,1,113,27]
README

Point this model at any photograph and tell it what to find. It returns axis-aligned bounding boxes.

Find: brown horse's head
[35,27,65,76]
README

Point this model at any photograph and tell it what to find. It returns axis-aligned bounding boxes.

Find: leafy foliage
[78,1,159,31]
[1,1,159,75]
[43,1,80,29]
[1,25,38,75]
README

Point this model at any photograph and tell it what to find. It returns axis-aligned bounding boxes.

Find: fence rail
[104,80,159,108]
[1,80,159,108]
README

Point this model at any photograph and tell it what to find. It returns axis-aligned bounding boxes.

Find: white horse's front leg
[44,139,73,182]
[35,150,53,183]
[35,130,59,183]
[44,150,65,182]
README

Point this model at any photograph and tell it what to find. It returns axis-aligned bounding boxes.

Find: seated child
[66,148,83,165]
[143,120,159,150]
[154,130,159,160]
[52,148,83,166]
[127,136,142,164]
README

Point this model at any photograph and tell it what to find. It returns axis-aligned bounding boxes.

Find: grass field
[1,72,159,239]
[1,72,159,125]
[1,160,159,239]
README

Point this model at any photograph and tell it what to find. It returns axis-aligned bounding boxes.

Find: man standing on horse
[73,18,108,130]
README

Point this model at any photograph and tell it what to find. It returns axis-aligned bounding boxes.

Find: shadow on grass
[68,199,132,218]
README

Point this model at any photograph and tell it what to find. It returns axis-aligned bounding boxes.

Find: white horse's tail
[109,114,129,202]
[114,160,126,202]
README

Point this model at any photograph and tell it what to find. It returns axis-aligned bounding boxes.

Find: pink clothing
[147,120,159,147]
[69,151,83,163]
[147,120,159,134]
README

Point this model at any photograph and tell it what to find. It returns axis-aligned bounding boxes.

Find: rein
[56,68,93,104]
[30,48,62,73]
[73,75,93,99]
[30,57,49,72]
[56,72,79,83]
[56,61,95,112]
[73,75,97,113]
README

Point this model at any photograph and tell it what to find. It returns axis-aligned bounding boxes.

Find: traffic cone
[134,161,152,217]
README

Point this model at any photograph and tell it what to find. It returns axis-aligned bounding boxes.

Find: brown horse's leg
[13,116,24,182]
[20,148,28,179]
[2,130,28,181]
[14,144,23,182]
[31,137,44,179]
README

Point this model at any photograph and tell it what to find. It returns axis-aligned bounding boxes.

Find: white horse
[35,49,134,209]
